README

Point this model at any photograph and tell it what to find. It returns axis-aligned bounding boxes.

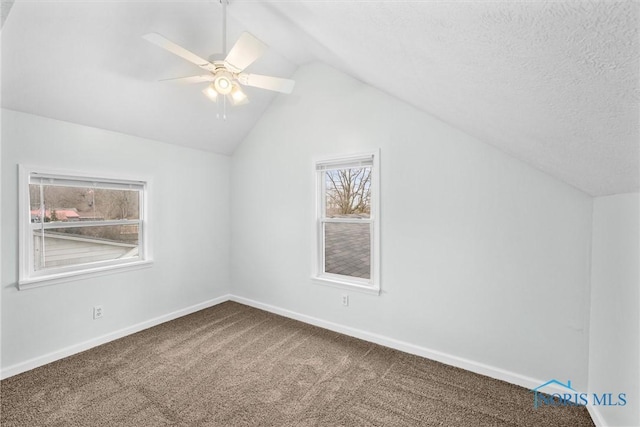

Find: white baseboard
[587,406,606,427]
[0,294,231,380]
[229,295,553,392]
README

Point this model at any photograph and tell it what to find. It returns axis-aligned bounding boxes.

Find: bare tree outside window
[94,189,140,220]
[325,167,371,218]
[30,185,139,220]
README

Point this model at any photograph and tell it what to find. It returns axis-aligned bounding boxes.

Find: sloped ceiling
[2,0,638,196]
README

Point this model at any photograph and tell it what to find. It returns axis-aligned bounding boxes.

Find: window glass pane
[29,184,139,222]
[324,222,370,279]
[29,184,43,223]
[33,225,139,271]
[324,167,371,218]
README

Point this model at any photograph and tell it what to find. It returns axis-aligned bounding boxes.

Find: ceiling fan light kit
[213,73,233,95]
[143,0,295,119]
[230,84,249,106]
[203,85,218,101]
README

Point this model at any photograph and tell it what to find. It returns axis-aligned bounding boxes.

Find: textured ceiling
[2,1,638,196]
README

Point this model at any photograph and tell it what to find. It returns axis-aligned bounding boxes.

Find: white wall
[231,63,594,389]
[588,193,639,427]
[1,109,231,373]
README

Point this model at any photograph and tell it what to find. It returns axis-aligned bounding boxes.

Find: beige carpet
[1,301,594,426]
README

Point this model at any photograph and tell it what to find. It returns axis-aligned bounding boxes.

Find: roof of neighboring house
[30,209,80,221]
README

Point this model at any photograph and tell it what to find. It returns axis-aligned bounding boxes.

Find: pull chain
[217,95,227,120]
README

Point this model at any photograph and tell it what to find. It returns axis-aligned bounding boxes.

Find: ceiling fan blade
[160,75,214,84]
[224,32,267,73]
[238,73,295,94]
[143,33,215,72]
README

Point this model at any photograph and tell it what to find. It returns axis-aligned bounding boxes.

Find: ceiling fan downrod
[221,0,228,56]
[218,0,229,120]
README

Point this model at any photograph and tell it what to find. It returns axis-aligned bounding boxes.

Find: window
[313,151,380,294]
[19,166,150,289]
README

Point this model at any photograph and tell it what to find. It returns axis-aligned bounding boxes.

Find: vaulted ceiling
[2,0,638,196]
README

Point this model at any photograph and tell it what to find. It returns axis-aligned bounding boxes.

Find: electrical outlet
[342,294,349,307]
[93,305,103,320]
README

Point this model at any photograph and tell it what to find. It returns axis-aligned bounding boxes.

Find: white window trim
[311,150,381,295]
[18,165,153,290]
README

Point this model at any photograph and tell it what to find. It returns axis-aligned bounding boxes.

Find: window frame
[312,150,381,295]
[18,165,152,290]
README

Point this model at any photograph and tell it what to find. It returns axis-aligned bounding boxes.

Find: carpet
[1,301,594,426]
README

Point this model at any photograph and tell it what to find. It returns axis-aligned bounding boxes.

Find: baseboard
[230,295,564,392]
[0,294,231,380]
[587,406,606,427]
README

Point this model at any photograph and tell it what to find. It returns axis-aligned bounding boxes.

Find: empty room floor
[1,302,594,426]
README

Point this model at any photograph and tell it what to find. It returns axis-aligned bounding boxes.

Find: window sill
[312,275,380,295]
[18,260,154,290]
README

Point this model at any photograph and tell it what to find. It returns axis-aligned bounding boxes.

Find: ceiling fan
[143,1,294,113]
